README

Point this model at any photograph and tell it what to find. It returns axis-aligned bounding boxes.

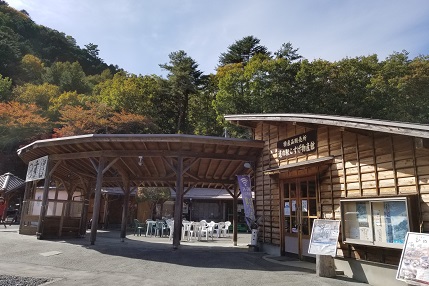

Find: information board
[25,155,48,182]
[396,232,429,285]
[308,219,341,257]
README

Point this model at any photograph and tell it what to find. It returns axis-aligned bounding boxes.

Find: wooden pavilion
[16,134,264,248]
[0,172,25,220]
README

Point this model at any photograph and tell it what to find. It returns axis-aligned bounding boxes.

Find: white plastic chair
[189,222,201,241]
[200,221,214,241]
[182,221,192,241]
[167,219,174,240]
[146,220,156,236]
[214,222,225,238]
[224,221,231,237]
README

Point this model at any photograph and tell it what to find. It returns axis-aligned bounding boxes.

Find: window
[341,197,415,249]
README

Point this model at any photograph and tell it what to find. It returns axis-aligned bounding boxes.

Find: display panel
[341,197,412,249]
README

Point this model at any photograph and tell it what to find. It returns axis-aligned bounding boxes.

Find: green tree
[84,43,100,59]
[86,68,114,87]
[43,61,91,94]
[12,83,61,117]
[218,36,269,66]
[189,74,223,136]
[48,90,88,121]
[369,51,411,121]
[274,42,302,61]
[0,74,12,101]
[94,72,160,116]
[295,59,337,114]
[19,54,44,84]
[136,186,171,220]
[0,26,21,78]
[159,50,202,134]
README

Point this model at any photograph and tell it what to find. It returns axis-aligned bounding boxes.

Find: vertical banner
[237,175,255,228]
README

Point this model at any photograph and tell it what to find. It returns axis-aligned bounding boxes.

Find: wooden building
[225,113,429,286]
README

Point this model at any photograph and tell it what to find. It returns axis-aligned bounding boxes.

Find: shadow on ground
[44,228,315,273]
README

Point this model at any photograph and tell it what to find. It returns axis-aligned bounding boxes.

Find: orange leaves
[53,102,158,137]
[0,101,51,150]
[0,101,48,127]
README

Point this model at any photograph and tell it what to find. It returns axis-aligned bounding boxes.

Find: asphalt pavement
[0,225,366,286]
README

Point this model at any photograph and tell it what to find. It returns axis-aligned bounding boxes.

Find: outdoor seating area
[179,220,232,241]
[132,218,232,242]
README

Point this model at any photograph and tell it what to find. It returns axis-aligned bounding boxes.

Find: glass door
[282,178,317,259]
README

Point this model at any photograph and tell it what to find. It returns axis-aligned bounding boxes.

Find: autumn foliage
[0,101,50,151]
[53,102,158,137]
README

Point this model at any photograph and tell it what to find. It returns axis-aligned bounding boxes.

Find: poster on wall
[396,232,429,285]
[284,202,290,216]
[308,219,341,257]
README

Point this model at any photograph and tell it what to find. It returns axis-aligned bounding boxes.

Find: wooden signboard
[25,155,48,182]
[308,219,341,257]
[396,232,429,285]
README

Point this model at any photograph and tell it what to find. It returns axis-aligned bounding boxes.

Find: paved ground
[0,225,366,286]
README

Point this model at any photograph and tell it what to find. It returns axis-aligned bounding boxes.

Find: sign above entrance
[25,155,48,182]
[276,130,317,159]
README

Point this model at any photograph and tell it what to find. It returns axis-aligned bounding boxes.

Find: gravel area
[0,275,51,286]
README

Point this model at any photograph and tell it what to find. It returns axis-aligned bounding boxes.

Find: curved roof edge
[224,113,429,139]
[17,133,265,156]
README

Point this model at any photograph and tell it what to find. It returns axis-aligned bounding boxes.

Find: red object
[0,201,6,220]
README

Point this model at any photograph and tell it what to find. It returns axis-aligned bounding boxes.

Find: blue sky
[7,0,429,76]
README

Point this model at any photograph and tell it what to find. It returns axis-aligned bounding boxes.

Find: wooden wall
[254,121,429,264]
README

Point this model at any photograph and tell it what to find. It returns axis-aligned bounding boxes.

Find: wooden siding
[254,121,429,265]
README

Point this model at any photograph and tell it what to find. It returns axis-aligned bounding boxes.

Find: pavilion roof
[17,134,264,190]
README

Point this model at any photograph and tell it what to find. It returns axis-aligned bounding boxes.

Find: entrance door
[281,178,317,259]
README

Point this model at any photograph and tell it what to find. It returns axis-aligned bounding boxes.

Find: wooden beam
[103,157,119,175]
[50,149,259,161]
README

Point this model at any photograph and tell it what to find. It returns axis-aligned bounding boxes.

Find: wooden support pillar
[19,181,33,233]
[36,160,52,240]
[233,184,239,246]
[102,194,109,229]
[172,156,184,249]
[316,255,336,277]
[120,180,130,240]
[80,188,91,237]
[90,157,105,245]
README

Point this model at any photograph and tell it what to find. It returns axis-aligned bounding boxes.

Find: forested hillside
[1,1,429,177]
